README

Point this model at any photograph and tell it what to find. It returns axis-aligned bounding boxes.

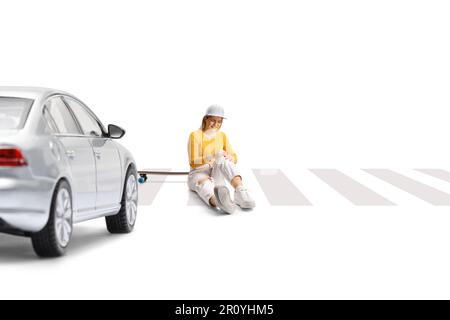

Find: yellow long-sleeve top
[188,129,238,169]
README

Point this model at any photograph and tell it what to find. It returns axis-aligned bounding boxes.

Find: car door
[63,96,122,212]
[45,96,97,216]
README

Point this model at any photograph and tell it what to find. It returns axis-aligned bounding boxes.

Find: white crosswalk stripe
[310,169,395,206]
[137,168,450,206]
[364,169,450,205]
[137,169,170,205]
[252,169,312,205]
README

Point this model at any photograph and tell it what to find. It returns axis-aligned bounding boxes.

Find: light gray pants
[188,156,241,206]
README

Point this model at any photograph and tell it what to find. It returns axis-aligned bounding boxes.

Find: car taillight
[0,148,28,166]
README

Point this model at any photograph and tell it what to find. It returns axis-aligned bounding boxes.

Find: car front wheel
[31,180,73,257]
[105,167,138,233]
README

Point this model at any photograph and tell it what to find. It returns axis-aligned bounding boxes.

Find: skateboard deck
[137,170,189,183]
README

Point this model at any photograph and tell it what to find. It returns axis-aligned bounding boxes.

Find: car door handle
[94,150,101,159]
[66,150,76,159]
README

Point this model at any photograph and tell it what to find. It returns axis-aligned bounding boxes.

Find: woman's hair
[201,116,208,131]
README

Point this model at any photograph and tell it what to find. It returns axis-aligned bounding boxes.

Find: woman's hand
[205,154,215,166]
[222,151,235,162]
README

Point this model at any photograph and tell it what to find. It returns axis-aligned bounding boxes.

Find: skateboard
[137,170,189,184]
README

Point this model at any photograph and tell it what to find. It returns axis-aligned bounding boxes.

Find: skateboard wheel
[138,176,146,184]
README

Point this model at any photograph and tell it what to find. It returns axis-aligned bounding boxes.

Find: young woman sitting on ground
[187,105,255,214]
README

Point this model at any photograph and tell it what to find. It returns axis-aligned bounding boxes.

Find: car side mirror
[108,124,125,139]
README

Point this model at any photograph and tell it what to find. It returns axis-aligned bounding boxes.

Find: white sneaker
[234,186,255,209]
[213,186,236,214]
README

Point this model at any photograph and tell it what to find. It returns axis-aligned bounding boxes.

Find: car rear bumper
[0,177,54,232]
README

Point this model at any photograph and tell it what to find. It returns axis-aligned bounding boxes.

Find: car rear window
[0,97,34,130]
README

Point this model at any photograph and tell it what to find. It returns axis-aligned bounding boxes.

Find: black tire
[31,180,73,258]
[105,167,138,233]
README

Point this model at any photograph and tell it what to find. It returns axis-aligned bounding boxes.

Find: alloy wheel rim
[54,188,72,247]
[126,175,138,226]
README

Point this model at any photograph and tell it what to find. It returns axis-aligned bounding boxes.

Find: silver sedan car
[0,87,138,257]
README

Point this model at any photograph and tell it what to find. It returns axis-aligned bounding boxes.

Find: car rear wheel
[31,180,73,257]
[105,167,138,233]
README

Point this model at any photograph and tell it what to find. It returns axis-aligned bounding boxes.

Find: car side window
[42,106,59,134]
[64,97,103,137]
[46,97,80,134]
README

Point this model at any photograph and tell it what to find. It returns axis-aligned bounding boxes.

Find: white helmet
[205,104,226,119]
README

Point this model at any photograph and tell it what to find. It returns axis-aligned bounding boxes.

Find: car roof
[0,87,86,134]
[0,86,69,100]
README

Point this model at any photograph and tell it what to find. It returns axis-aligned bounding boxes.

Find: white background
[1,0,450,300]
